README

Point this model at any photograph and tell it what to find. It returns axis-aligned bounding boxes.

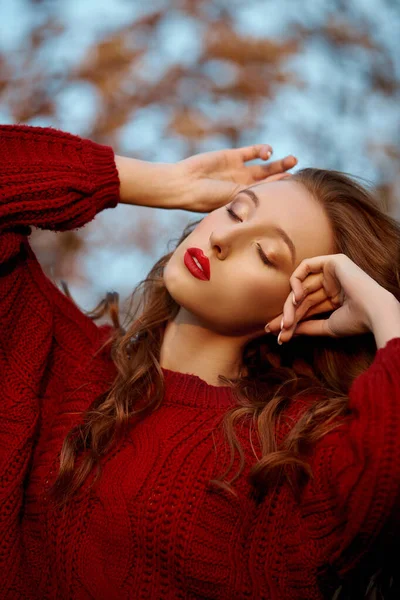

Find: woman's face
[164,180,335,337]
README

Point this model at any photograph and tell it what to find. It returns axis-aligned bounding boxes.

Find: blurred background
[0,0,399,310]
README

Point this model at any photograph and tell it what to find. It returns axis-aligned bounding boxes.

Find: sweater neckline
[161,368,236,409]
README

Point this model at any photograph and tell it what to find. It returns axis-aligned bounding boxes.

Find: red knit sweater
[1,125,400,600]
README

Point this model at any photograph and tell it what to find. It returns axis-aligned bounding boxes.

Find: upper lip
[187,247,211,279]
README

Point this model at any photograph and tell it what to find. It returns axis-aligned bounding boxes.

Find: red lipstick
[184,248,210,281]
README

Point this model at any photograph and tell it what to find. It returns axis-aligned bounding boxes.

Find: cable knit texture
[0,125,400,600]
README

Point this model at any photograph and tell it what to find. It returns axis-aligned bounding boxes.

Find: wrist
[366,291,400,349]
[115,155,182,208]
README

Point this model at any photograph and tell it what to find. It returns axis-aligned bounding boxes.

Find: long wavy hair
[51,169,400,598]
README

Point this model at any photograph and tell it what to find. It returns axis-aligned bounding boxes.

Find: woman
[0,124,399,600]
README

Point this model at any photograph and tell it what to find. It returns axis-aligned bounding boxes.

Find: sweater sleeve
[0,124,120,263]
[0,124,120,389]
[0,126,121,593]
[0,124,120,396]
[328,337,400,576]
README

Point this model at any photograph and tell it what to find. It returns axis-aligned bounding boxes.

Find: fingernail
[280,317,284,330]
[266,150,272,159]
[277,331,283,345]
[264,323,270,333]
[292,292,297,306]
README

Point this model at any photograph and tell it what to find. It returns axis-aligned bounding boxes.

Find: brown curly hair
[51,168,400,597]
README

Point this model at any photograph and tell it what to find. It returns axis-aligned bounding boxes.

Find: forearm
[115,155,180,208]
[368,292,400,349]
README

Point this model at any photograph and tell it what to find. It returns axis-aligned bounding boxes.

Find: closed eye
[256,243,273,267]
[225,206,242,222]
[225,207,274,267]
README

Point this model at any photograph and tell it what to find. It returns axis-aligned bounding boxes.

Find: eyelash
[225,207,274,267]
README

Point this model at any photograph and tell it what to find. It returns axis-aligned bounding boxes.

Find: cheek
[197,264,290,331]
[227,272,289,322]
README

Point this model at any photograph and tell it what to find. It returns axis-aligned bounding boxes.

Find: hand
[174,145,297,213]
[117,145,296,211]
[266,253,395,345]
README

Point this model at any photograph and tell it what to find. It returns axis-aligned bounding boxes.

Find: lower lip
[184,251,209,281]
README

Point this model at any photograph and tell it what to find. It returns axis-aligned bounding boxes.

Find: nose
[209,228,234,260]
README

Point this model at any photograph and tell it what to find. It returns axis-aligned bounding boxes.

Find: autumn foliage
[0,0,399,302]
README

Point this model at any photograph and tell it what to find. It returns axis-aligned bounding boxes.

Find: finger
[239,144,273,162]
[282,290,297,330]
[294,273,324,302]
[249,155,298,180]
[301,298,339,319]
[266,283,333,336]
[281,275,325,330]
[265,312,283,334]
[280,298,336,343]
[282,274,323,328]
[290,255,342,305]
[288,287,329,327]
[266,273,325,333]
[293,318,336,337]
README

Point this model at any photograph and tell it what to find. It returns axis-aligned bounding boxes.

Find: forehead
[249,180,335,262]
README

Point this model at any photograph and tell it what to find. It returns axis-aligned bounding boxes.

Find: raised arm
[272,252,400,578]
[0,125,123,597]
[0,125,295,260]
[0,124,122,377]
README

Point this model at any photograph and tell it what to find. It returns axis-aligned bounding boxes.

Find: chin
[163,252,203,307]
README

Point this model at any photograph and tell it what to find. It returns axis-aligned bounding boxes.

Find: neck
[159,309,247,386]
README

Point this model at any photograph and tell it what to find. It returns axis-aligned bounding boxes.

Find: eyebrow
[239,189,297,266]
